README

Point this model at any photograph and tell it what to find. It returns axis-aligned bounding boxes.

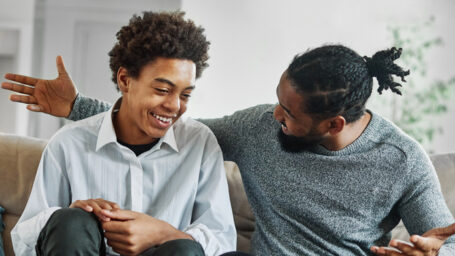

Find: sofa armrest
[0,133,47,256]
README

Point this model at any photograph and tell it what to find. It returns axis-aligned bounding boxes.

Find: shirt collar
[96,99,121,151]
[154,123,179,152]
[96,98,179,153]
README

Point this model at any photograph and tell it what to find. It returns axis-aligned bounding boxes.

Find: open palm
[1,56,77,117]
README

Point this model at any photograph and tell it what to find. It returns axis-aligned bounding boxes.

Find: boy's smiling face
[116,57,196,144]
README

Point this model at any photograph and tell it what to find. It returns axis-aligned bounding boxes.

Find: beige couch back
[1,133,454,255]
[0,133,47,256]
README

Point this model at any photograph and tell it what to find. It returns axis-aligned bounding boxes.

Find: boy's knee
[36,208,104,255]
[49,208,98,230]
[151,239,204,256]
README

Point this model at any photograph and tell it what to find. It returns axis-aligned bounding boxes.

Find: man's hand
[101,209,193,256]
[69,198,120,222]
[1,56,77,117]
[371,223,455,256]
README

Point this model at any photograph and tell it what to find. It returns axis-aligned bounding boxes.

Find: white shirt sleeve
[11,145,71,256]
[183,139,237,256]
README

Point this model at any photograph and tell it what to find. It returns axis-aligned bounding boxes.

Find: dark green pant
[36,208,204,256]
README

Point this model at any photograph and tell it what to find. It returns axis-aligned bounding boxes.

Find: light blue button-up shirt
[11,102,236,256]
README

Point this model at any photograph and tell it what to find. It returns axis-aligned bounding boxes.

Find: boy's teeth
[153,113,172,123]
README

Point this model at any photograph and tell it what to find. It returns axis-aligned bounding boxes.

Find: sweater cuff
[67,93,83,121]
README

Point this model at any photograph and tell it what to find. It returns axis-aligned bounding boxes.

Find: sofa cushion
[431,153,455,213]
[224,161,255,253]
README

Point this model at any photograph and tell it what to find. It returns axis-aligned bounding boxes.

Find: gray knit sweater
[69,95,455,255]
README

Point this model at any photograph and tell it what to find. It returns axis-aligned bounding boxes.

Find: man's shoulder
[370,112,429,165]
[217,104,275,130]
[232,104,275,118]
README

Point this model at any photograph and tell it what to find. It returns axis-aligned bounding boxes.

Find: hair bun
[363,47,410,95]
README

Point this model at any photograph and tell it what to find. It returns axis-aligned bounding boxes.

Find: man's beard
[277,128,324,153]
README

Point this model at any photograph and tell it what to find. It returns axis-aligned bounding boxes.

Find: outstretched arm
[2,56,112,120]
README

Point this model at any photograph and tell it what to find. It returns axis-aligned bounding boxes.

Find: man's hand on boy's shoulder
[101,209,194,256]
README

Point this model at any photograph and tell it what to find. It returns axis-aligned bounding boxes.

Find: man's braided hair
[287,45,410,123]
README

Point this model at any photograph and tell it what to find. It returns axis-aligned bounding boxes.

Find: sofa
[1,132,454,255]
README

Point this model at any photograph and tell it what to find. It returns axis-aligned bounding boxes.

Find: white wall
[1,0,454,153]
[181,0,455,153]
[0,55,17,133]
[0,0,36,135]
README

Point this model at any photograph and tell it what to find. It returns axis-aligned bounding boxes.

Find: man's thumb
[56,55,68,76]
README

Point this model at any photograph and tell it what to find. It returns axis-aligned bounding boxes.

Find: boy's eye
[155,88,169,93]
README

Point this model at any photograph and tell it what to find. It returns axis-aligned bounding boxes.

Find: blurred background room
[0,0,454,153]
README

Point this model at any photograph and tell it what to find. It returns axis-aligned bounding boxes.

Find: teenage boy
[9,11,236,256]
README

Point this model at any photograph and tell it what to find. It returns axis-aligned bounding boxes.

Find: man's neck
[321,112,372,151]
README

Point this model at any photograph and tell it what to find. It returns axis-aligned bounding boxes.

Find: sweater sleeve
[398,148,455,255]
[67,93,112,121]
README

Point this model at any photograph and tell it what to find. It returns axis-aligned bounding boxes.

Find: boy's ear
[117,67,130,93]
[327,116,345,135]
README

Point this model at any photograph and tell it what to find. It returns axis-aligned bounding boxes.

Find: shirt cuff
[184,223,222,256]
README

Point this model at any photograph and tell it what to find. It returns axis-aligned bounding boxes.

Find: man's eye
[284,111,293,119]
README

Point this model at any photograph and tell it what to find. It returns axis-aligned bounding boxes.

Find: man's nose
[273,105,283,122]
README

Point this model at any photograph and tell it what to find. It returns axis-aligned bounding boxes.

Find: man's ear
[327,116,345,135]
[117,67,130,93]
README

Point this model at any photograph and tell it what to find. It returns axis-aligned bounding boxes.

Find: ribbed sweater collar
[312,110,382,156]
